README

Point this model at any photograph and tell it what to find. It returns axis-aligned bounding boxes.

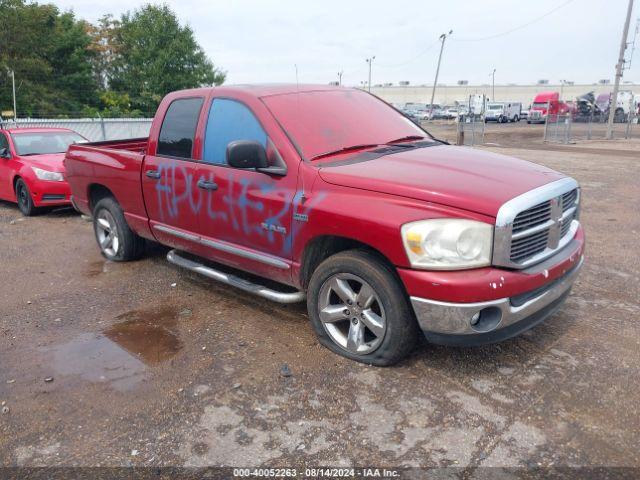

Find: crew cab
[0,127,87,216]
[64,85,585,366]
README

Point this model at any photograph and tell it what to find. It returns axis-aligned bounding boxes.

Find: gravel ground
[0,131,639,476]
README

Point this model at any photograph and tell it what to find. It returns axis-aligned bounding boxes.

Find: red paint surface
[65,85,582,302]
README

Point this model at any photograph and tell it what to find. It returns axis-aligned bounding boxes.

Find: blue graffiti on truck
[153,160,325,255]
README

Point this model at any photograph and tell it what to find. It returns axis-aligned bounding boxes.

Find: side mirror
[226,140,268,169]
[0,147,10,159]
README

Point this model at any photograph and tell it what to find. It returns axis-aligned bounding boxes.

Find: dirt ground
[1,126,639,476]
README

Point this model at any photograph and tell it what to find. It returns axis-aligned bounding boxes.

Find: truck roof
[168,83,350,99]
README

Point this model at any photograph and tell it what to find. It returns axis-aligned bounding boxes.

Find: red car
[65,85,584,365]
[0,127,87,216]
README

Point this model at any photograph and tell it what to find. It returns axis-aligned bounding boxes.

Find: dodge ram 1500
[64,85,584,365]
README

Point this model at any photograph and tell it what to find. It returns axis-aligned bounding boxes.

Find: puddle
[44,306,185,391]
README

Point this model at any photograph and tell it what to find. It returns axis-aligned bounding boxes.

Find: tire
[92,197,145,261]
[307,249,419,366]
[527,121,531,124]
[513,115,519,122]
[15,179,38,216]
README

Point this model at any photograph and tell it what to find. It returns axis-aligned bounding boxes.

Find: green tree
[109,4,225,113]
[0,0,99,117]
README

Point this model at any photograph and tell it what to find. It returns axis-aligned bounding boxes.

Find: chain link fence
[0,117,153,142]
[543,112,639,143]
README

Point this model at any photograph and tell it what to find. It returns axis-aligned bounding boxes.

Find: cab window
[202,99,267,165]
[157,97,204,159]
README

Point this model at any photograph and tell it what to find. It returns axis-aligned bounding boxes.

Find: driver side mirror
[226,140,268,170]
[0,147,10,159]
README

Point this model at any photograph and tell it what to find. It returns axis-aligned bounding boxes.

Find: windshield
[488,104,503,110]
[261,89,431,160]
[11,131,86,155]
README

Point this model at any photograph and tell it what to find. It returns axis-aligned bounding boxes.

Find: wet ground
[0,132,639,475]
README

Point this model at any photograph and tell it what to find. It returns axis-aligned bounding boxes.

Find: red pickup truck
[64,85,584,365]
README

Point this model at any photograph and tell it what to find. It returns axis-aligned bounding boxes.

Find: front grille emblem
[547,196,563,249]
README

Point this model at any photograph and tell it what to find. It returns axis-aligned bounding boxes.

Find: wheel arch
[299,234,401,291]
[87,183,117,213]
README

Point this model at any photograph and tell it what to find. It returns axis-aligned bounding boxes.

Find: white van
[485,102,522,123]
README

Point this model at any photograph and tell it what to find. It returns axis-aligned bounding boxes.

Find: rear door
[141,96,205,250]
[195,97,298,283]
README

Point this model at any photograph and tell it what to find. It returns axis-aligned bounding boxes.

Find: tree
[108,4,225,114]
[0,0,99,117]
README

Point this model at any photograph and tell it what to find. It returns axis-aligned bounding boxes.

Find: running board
[166,250,306,304]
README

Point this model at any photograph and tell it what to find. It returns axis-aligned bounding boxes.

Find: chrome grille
[493,178,580,269]
[512,201,552,233]
[510,229,549,263]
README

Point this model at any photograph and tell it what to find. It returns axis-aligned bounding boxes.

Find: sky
[51,0,639,87]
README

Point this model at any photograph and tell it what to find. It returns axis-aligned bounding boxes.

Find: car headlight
[32,167,64,182]
[401,219,493,270]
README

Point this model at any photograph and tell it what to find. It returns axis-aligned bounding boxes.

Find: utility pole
[10,70,17,120]
[365,56,375,92]
[338,70,343,86]
[607,0,634,139]
[559,79,566,100]
[491,69,496,100]
[429,30,452,116]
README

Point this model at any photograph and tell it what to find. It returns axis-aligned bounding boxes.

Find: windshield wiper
[310,144,380,161]
[385,135,426,144]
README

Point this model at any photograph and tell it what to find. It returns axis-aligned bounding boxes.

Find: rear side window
[203,99,267,165]
[157,97,204,159]
[0,133,8,152]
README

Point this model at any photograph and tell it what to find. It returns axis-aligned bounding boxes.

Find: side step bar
[166,250,306,304]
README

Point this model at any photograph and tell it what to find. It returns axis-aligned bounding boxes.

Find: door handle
[145,170,161,179]
[197,179,218,191]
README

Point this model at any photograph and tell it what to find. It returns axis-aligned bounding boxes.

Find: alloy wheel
[317,273,387,354]
[95,210,120,257]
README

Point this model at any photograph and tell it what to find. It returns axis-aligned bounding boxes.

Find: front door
[141,96,205,250]
[196,97,298,283]
[0,132,12,200]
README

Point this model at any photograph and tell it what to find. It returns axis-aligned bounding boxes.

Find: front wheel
[92,197,145,261]
[15,179,38,216]
[307,250,419,366]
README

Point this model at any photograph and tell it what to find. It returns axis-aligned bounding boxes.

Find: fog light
[469,307,503,333]
[470,312,481,326]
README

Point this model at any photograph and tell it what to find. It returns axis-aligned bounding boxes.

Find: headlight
[32,167,64,182]
[401,219,493,270]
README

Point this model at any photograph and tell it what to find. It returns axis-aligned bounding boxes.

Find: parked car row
[0,85,585,366]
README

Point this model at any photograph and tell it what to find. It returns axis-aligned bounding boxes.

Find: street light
[429,30,452,116]
[338,70,343,86]
[366,56,375,92]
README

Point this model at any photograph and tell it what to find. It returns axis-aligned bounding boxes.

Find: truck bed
[64,137,152,239]
[80,137,148,154]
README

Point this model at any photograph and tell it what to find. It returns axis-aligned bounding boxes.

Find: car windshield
[11,131,86,156]
[488,104,503,110]
[261,89,432,160]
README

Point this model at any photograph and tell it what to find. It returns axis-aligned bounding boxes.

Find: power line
[453,0,576,42]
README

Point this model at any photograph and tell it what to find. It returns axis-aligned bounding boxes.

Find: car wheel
[92,197,145,261]
[15,179,38,216]
[527,121,531,124]
[307,249,419,366]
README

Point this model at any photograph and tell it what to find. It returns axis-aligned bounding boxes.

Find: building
[369,82,640,107]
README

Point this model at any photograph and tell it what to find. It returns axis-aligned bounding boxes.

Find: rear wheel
[15,179,38,216]
[92,197,145,261]
[307,250,419,366]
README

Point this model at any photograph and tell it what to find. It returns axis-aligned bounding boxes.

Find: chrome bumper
[411,256,583,341]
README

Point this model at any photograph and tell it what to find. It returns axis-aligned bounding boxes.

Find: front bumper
[411,255,583,346]
[30,180,72,207]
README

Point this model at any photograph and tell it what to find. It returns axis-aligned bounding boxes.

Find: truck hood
[17,153,66,172]
[317,145,565,217]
